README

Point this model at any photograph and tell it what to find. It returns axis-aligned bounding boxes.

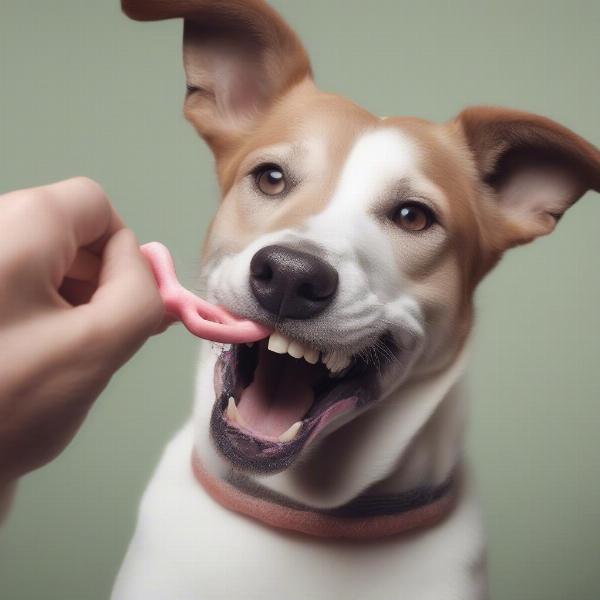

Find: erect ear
[122,0,312,156]
[456,106,600,246]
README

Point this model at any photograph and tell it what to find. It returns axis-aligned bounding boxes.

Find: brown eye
[391,201,435,232]
[255,165,286,196]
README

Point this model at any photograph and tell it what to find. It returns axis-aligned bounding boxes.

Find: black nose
[249,245,339,319]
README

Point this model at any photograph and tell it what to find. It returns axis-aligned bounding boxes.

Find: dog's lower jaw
[192,336,470,512]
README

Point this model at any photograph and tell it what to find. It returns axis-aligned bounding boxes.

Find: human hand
[0,178,165,486]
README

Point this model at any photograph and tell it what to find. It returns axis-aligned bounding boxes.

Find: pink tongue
[237,346,316,438]
[140,242,271,343]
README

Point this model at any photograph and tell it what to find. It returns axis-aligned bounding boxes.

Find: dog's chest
[112,424,486,600]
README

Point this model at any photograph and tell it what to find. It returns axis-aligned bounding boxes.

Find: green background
[1,1,599,598]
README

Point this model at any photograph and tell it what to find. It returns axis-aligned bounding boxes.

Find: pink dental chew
[140,242,271,344]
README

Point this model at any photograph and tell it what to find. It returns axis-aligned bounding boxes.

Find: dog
[112,1,600,598]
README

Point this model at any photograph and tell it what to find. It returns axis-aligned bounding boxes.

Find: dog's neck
[191,449,460,540]
[192,338,470,529]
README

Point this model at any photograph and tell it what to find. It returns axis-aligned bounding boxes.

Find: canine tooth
[329,358,341,372]
[287,341,304,359]
[330,363,352,379]
[323,350,351,373]
[336,354,351,372]
[304,348,319,365]
[322,351,337,370]
[226,396,245,427]
[278,421,302,443]
[268,332,289,354]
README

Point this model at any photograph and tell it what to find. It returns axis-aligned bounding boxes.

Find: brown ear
[456,106,600,246]
[122,0,312,156]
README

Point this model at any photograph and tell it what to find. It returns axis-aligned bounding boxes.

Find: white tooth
[287,341,304,359]
[330,362,351,379]
[336,354,351,372]
[226,396,246,427]
[323,351,337,370]
[332,353,343,371]
[304,348,319,364]
[324,350,351,373]
[268,332,289,354]
[278,421,302,443]
[226,396,238,422]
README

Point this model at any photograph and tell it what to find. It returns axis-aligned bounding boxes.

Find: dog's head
[124,1,600,500]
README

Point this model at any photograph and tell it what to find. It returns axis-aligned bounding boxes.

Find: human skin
[0,177,165,499]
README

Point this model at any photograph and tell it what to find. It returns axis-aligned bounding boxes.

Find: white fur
[113,380,486,600]
[112,130,487,598]
[208,128,437,354]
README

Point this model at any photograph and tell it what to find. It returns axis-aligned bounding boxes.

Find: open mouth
[210,333,392,474]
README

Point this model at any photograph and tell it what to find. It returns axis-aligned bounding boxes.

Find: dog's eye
[391,201,435,232]
[254,164,286,196]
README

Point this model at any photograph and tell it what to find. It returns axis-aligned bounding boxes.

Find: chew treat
[140,242,271,344]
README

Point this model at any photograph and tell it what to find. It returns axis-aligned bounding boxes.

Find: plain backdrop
[1,1,599,599]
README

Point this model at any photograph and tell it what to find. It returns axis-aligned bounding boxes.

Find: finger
[59,248,101,306]
[73,228,165,365]
[0,178,123,284]
[42,177,124,248]
[59,278,97,306]
[65,248,102,282]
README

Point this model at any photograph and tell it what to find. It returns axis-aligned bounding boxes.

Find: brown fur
[122,0,600,378]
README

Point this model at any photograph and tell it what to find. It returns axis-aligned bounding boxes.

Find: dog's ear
[122,0,312,156]
[456,106,600,246]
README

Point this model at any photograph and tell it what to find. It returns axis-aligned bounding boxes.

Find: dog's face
[124,1,600,496]
[204,88,481,361]
[200,87,493,474]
